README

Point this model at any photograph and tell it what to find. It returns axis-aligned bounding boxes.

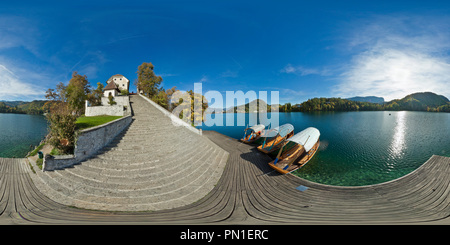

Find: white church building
[85,74,131,117]
[103,74,130,98]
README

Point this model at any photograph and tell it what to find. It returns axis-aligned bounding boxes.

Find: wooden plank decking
[1,130,449,225]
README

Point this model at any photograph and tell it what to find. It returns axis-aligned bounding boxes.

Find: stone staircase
[30,95,228,212]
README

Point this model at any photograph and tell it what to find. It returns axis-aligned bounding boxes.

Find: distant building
[106,74,129,93]
[103,80,121,98]
[85,74,132,117]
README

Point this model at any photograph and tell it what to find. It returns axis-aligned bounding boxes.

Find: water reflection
[389,111,407,160]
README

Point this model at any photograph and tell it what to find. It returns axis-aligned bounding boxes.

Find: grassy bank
[76,115,122,130]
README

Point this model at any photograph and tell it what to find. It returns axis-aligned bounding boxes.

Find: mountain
[0,100,27,107]
[225,99,272,113]
[294,91,449,112]
[297,97,383,112]
[385,92,450,111]
[0,100,56,114]
[346,96,385,104]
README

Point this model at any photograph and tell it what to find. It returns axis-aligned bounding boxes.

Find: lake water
[198,111,450,186]
[2,111,449,186]
[0,113,49,158]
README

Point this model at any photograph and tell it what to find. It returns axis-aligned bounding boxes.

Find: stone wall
[85,104,125,116]
[43,115,133,171]
[85,96,131,116]
[100,96,129,107]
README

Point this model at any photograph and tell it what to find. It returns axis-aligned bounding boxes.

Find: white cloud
[335,49,450,101]
[280,64,329,76]
[199,75,208,83]
[0,64,46,101]
[0,16,51,101]
[334,15,450,101]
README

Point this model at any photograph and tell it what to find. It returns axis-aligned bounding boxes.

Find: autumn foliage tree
[87,82,104,106]
[45,71,91,154]
[65,72,91,116]
[171,89,208,126]
[135,62,209,125]
[46,103,77,154]
[135,62,163,99]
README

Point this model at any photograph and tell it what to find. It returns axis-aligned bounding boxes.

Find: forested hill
[346,96,385,104]
[296,92,450,112]
[0,100,55,114]
[294,97,384,112]
[225,99,272,113]
[384,92,449,111]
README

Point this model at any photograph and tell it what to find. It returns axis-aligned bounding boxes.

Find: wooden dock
[1,130,449,225]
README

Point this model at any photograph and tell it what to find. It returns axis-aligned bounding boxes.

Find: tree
[87,82,104,106]
[165,86,179,111]
[46,102,77,154]
[135,62,163,99]
[152,86,180,111]
[188,90,208,126]
[153,90,169,109]
[170,89,208,126]
[45,82,67,102]
[119,88,129,96]
[44,71,90,154]
[65,72,91,116]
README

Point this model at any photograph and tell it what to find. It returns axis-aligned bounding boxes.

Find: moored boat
[257,123,294,154]
[268,127,320,174]
[241,124,265,144]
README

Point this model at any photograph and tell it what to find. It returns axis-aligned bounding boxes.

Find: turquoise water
[0,113,49,158]
[198,111,450,186]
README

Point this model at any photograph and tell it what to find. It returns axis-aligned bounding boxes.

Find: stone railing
[139,94,201,135]
[43,115,132,171]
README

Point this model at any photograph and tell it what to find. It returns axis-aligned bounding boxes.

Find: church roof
[103,80,120,91]
[107,74,128,81]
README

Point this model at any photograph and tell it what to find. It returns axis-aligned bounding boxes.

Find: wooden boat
[257,123,294,154]
[240,124,265,144]
[268,127,320,174]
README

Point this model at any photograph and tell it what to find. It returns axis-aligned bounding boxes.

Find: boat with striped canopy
[257,123,294,154]
[268,127,320,174]
[241,124,265,144]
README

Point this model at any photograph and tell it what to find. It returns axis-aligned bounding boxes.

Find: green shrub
[120,89,129,96]
[36,158,43,170]
[46,103,77,154]
[28,142,45,157]
[108,94,117,105]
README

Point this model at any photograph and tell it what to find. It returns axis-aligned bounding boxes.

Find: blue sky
[1,0,450,107]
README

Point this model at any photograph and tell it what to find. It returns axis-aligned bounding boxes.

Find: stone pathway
[28,95,228,211]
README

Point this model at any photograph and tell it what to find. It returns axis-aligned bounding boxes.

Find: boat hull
[257,131,294,153]
[269,140,320,174]
[240,133,262,144]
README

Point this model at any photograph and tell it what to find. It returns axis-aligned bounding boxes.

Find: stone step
[65,143,216,181]
[35,95,228,211]
[39,149,226,203]
[84,142,213,170]
[103,134,205,151]
[97,142,208,161]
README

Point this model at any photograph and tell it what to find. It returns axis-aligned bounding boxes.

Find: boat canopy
[247,124,265,133]
[262,123,294,138]
[288,127,320,152]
